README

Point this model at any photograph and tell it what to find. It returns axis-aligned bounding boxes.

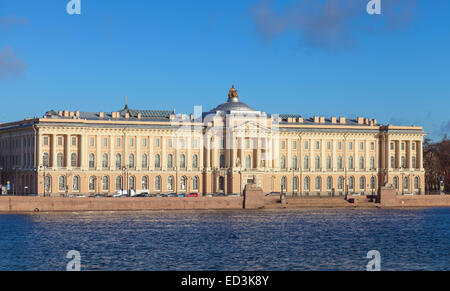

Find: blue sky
[0,0,449,141]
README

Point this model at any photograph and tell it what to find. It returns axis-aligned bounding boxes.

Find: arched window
[43,152,49,167]
[102,176,109,191]
[359,157,365,170]
[89,154,95,168]
[338,176,343,190]
[370,157,375,170]
[116,176,122,190]
[326,176,332,190]
[192,154,198,169]
[89,176,95,191]
[348,156,354,169]
[129,176,135,190]
[304,156,309,169]
[360,176,365,190]
[129,154,135,168]
[304,176,310,191]
[338,156,343,169]
[220,154,226,168]
[403,176,409,190]
[180,176,187,191]
[155,176,161,191]
[71,153,77,167]
[292,156,298,170]
[281,155,286,169]
[193,176,199,190]
[142,154,148,169]
[393,176,399,189]
[57,153,64,168]
[401,156,406,168]
[414,177,419,189]
[168,176,174,191]
[293,176,298,190]
[281,176,287,191]
[59,176,66,191]
[155,154,161,168]
[142,176,148,190]
[167,154,173,168]
[349,176,354,189]
[116,154,122,169]
[370,177,376,190]
[246,155,251,169]
[315,176,321,190]
[180,154,186,169]
[44,175,51,192]
[73,176,80,191]
[102,153,109,168]
[326,156,332,169]
[315,156,320,169]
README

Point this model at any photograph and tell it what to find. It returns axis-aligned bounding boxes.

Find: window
[326,156,332,169]
[360,142,364,150]
[370,157,375,169]
[219,176,225,191]
[89,137,94,147]
[193,176,199,190]
[315,176,321,190]
[129,138,134,147]
[167,154,173,168]
[72,137,77,146]
[371,177,376,190]
[246,155,251,169]
[304,141,309,150]
[414,177,419,189]
[401,156,406,168]
[281,155,286,169]
[180,176,187,191]
[116,154,122,169]
[142,154,148,168]
[129,176,135,190]
[102,154,109,168]
[304,156,309,169]
[326,176,332,190]
[393,177,398,189]
[349,176,354,189]
[403,177,409,190]
[360,177,365,190]
[371,142,375,150]
[116,176,122,190]
[293,177,298,190]
[142,138,147,147]
[142,176,148,190]
[156,138,160,147]
[349,142,353,150]
[129,154,135,168]
[292,156,298,170]
[293,141,297,150]
[338,177,343,190]
[59,176,66,191]
[412,157,416,169]
[315,156,320,169]
[43,153,50,167]
[168,176,174,191]
[71,153,77,167]
[43,136,49,146]
[180,139,185,148]
[246,139,251,149]
[103,137,108,147]
[304,177,310,191]
[89,154,95,168]
[44,175,51,192]
[412,143,416,150]
[338,156,343,169]
[57,153,64,168]
[73,176,80,191]
[220,154,226,168]
[390,143,394,150]
[391,156,395,168]
[155,176,161,191]
[155,154,161,168]
[180,154,186,169]
[359,157,364,170]
[192,154,198,169]
[401,142,405,150]
[348,156,354,169]
[102,176,109,191]
[281,176,287,191]
[316,141,320,149]
[89,176,95,191]
[116,138,121,147]
[193,139,199,149]
[338,142,342,150]
[58,136,63,146]
[281,141,285,149]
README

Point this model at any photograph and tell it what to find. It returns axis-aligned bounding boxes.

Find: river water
[0,208,449,271]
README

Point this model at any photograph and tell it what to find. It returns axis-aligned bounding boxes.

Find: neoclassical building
[0,86,425,196]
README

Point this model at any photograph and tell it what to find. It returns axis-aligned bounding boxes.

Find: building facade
[0,86,426,196]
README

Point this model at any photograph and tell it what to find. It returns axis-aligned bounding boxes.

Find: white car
[351,193,361,196]
[403,192,414,196]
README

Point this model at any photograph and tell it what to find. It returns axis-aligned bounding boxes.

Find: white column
[66,134,71,169]
[51,134,57,168]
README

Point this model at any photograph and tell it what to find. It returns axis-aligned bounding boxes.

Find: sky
[0,0,449,141]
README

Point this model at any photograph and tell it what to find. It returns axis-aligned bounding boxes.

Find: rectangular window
[371,142,375,150]
[57,136,63,146]
[44,136,49,146]
[72,137,77,146]
[401,142,405,150]
[293,141,297,150]
[142,138,147,147]
[360,142,364,150]
[304,141,309,150]
[246,139,251,149]
[156,138,160,147]
[281,141,285,149]
[180,139,185,148]
[349,142,353,150]
[193,139,198,149]
[129,138,134,147]
[327,141,331,150]
[412,143,415,150]
[103,137,108,147]
[89,137,94,147]
[316,141,320,149]
[338,142,342,150]
[116,138,121,147]
[168,139,172,148]
[390,143,394,150]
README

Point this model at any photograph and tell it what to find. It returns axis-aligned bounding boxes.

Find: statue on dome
[228,85,239,99]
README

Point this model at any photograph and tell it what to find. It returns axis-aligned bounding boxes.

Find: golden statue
[228,85,238,99]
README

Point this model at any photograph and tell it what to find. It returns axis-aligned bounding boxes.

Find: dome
[207,85,257,113]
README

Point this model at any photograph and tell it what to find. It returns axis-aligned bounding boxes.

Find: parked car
[69,194,85,198]
[266,192,281,196]
[187,193,199,197]
[228,193,240,197]
[168,193,178,197]
[351,193,361,196]
[177,194,185,197]
[403,192,414,196]
[93,193,107,198]
[206,194,213,197]
[134,193,149,197]
[160,194,168,198]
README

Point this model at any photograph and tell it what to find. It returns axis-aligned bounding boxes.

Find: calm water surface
[0,208,449,271]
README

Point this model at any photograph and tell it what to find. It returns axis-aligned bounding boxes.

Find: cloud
[249,0,418,51]
[0,14,28,33]
[0,47,27,78]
